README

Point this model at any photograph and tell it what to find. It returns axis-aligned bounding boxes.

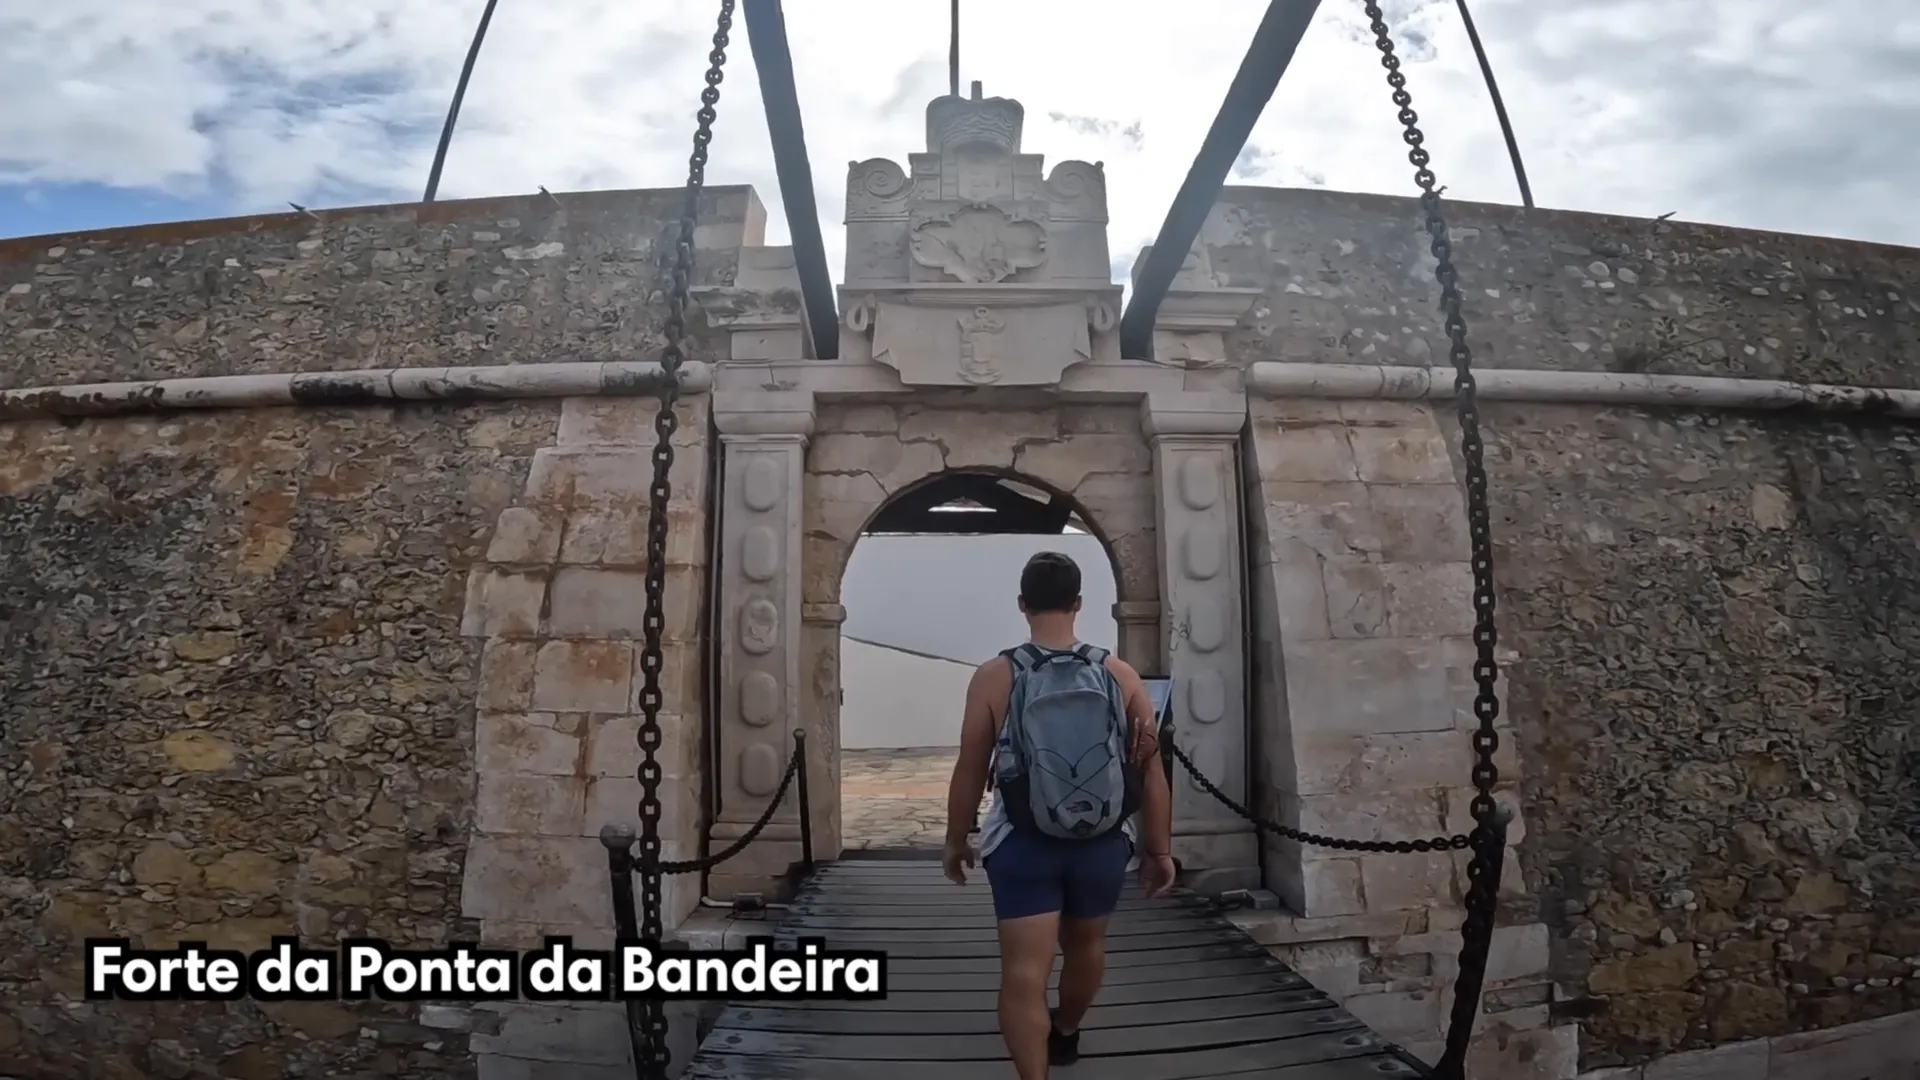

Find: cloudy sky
[1,0,1915,277]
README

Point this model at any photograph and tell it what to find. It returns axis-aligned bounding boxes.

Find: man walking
[942,550,1177,1078]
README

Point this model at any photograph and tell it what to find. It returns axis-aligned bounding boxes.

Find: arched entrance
[834,469,1124,854]
[702,390,1259,901]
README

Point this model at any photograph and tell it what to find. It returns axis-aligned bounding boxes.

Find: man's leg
[1052,831,1133,1058]
[983,832,1064,1080]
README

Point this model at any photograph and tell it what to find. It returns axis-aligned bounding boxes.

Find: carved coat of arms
[956,307,1007,384]
[909,204,1046,284]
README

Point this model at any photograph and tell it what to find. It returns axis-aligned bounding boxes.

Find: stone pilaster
[1110,599,1163,674]
[707,390,816,900]
[1141,390,1257,892]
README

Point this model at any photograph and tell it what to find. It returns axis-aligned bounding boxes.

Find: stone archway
[826,465,1129,853]
[794,400,1158,868]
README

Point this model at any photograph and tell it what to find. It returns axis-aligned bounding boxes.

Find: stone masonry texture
[0,401,554,1079]
[0,185,760,391]
[0,187,748,1078]
[1216,188,1920,1073]
[1214,186,1920,390]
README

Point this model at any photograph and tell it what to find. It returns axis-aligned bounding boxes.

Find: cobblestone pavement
[841,747,990,851]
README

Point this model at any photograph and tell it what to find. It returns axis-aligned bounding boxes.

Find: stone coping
[0,360,713,421]
[1247,362,1920,419]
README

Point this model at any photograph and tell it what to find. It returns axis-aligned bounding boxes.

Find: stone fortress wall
[0,169,1913,1080]
[0,190,758,1079]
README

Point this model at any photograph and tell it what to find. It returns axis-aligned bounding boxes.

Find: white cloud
[1,0,1917,276]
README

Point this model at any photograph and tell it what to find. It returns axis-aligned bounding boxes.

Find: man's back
[939,550,1177,1080]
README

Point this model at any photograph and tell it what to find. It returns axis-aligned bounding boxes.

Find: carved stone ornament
[910,203,1047,284]
[956,306,1008,385]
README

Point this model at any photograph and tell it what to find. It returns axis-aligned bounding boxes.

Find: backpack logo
[994,643,1139,841]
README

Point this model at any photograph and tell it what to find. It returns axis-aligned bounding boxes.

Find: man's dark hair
[1019,551,1082,614]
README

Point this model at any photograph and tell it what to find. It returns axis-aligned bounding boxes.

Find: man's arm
[944,660,1003,850]
[1108,658,1173,859]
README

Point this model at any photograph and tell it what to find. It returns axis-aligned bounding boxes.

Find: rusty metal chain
[653,741,799,875]
[635,3,734,1077]
[1169,742,1470,852]
[1356,2,1506,1074]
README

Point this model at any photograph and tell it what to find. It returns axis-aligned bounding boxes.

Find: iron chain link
[651,741,800,876]
[635,3,734,1077]
[1169,742,1470,853]
[1357,2,1507,1073]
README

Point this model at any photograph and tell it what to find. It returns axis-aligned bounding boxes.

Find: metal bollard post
[599,824,647,1080]
[793,729,814,875]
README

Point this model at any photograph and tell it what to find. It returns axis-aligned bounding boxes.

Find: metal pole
[794,730,815,874]
[948,0,960,96]
[741,0,840,359]
[1452,0,1533,208]
[423,0,501,203]
[1118,0,1323,358]
[598,824,646,1080]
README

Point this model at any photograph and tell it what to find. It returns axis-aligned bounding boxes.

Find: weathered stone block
[486,506,564,564]
[480,640,539,712]
[1361,851,1457,913]
[475,774,587,837]
[462,568,547,638]
[584,713,702,781]
[475,713,582,777]
[1255,541,1332,641]
[547,567,650,638]
[1287,790,1447,856]
[556,397,706,449]
[1323,559,1390,638]
[1344,987,1443,1041]
[524,446,704,509]
[1269,856,1366,918]
[1016,433,1153,493]
[1295,729,1519,797]
[531,641,635,714]
[1251,422,1359,483]
[1343,408,1456,485]
[1484,922,1552,985]
[1261,481,1384,561]
[1382,561,1475,638]
[558,504,706,569]
[1282,638,1455,735]
[1368,484,1471,563]
[462,837,613,927]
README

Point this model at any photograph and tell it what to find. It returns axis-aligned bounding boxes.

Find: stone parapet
[0,186,764,390]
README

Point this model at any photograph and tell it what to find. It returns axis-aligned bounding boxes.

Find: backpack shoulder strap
[1074,643,1110,665]
[1006,643,1048,673]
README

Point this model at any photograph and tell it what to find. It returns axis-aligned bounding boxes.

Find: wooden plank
[694,1008,1366,1060]
[685,1044,1424,1080]
[717,988,1334,1034]
[771,887,1190,903]
[758,971,1313,1011]
[786,900,1210,920]
[865,955,1290,991]
[779,939,1266,973]
[779,914,1223,938]
[772,928,1241,958]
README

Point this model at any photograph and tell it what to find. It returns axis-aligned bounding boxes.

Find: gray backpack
[993,643,1141,840]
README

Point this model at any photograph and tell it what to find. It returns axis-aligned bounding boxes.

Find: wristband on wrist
[1146,850,1171,858]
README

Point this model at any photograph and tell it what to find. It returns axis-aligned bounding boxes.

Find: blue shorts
[982,827,1133,922]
